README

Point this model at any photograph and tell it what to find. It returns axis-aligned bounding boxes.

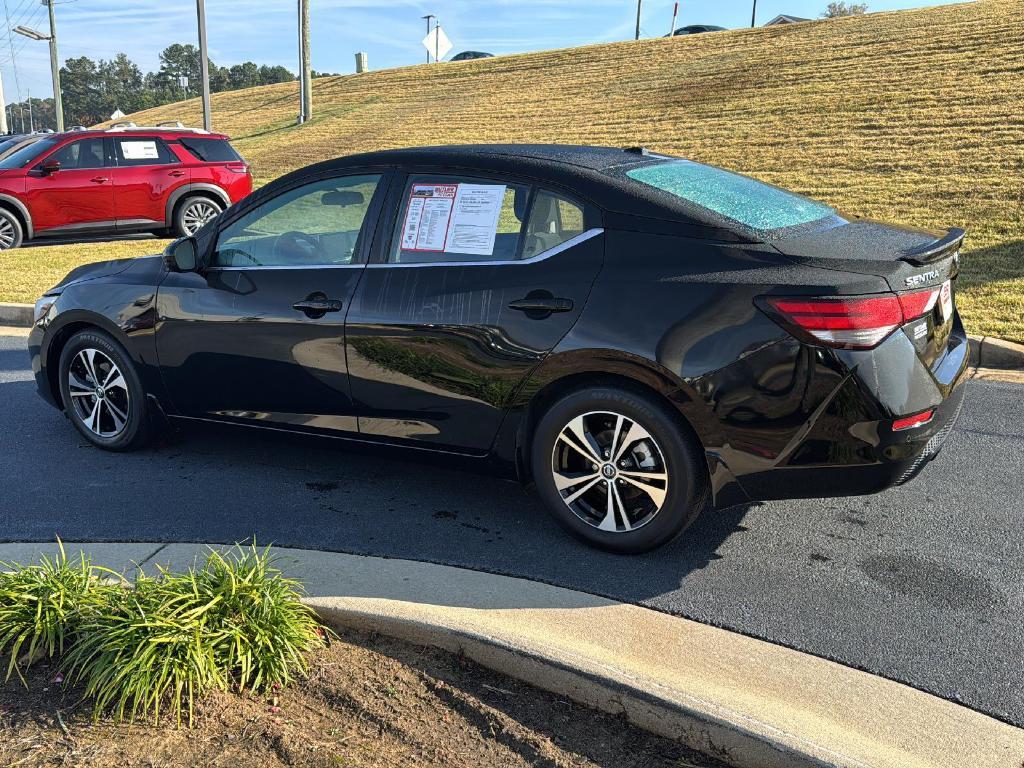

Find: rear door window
[522,191,586,260]
[114,137,179,167]
[389,175,529,264]
[179,138,243,163]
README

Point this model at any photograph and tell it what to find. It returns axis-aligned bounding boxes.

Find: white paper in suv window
[400,182,506,255]
[121,140,159,160]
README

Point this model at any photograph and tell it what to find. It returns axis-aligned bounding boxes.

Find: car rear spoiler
[899,227,965,266]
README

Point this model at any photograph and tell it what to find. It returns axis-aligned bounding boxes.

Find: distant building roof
[764,14,810,25]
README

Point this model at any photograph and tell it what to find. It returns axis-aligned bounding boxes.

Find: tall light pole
[0,73,7,134]
[196,0,212,130]
[751,0,757,27]
[635,0,643,40]
[298,0,311,123]
[13,12,63,131]
[422,14,435,62]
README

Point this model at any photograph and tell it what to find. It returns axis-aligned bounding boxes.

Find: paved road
[2,332,1022,725]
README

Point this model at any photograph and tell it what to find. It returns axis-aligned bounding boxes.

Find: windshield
[624,160,836,232]
[0,137,57,170]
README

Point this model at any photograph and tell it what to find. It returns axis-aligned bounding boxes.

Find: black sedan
[28,145,969,553]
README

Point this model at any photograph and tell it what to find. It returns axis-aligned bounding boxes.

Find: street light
[13,2,64,132]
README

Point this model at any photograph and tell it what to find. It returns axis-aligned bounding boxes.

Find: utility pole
[422,14,435,62]
[751,0,757,27]
[27,91,34,133]
[0,74,7,134]
[297,0,312,124]
[669,1,678,35]
[635,0,643,39]
[196,0,212,130]
[45,0,63,131]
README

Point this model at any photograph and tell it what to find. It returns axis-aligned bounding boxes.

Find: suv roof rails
[105,122,211,134]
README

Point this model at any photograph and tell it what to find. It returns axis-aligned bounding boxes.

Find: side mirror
[40,160,61,175]
[163,237,198,273]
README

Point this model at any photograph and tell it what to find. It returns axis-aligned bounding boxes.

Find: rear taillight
[892,409,935,431]
[761,286,941,350]
[226,162,249,174]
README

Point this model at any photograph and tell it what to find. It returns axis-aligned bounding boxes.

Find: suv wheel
[58,329,151,451]
[174,196,222,237]
[0,209,24,250]
[531,386,708,553]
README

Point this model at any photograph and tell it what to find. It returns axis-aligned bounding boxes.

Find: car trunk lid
[770,219,965,374]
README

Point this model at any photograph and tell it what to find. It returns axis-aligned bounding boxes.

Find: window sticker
[400,182,507,255]
[121,140,160,160]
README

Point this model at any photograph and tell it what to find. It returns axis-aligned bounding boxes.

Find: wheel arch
[164,184,229,228]
[42,312,135,410]
[507,350,726,486]
[0,194,32,239]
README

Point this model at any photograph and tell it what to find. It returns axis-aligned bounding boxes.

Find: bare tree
[822,1,868,17]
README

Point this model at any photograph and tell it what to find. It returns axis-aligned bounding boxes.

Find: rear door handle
[168,170,186,177]
[90,176,109,184]
[292,297,343,317]
[508,297,574,313]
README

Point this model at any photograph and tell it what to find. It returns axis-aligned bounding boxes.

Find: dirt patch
[0,628,725,767]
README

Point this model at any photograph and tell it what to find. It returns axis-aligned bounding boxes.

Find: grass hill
[20,0,1024,339]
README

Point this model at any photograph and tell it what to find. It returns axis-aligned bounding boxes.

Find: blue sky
[2,0,966,105]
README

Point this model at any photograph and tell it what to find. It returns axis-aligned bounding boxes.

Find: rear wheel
[0,208,24,250]
[531,386,708,553]
[174,196,222,237]
[58,329,151,451]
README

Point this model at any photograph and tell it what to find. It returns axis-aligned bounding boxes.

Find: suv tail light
[226,162,249,174]
[760,286,940,350]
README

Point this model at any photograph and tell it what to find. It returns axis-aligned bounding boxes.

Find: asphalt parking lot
[1,332,1022,726]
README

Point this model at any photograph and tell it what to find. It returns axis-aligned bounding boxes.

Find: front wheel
[58,329,151,451]
[531,386,708,553]
[0,208,24,250]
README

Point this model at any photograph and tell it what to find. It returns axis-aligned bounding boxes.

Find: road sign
[422,24,452,61]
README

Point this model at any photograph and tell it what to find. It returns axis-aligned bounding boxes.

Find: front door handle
[293,296,343,318]
[168,170,186,177]
[508,296,574,314]
[90,176,109,184]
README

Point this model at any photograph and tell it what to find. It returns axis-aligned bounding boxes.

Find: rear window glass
[179,137,242,163]
[625,160,835,231]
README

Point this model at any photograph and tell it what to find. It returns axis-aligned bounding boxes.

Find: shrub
[63,546,323,726]
[0,541,105,683]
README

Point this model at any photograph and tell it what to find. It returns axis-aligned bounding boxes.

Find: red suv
[0,125,252,250]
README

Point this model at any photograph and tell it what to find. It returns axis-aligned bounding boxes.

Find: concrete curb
[2,541,1021,768]
[0,302,32,327]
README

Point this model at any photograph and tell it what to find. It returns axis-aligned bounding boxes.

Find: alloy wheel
[0,217,15,250]
[181,201,219,234]
[550,410,669,533]
[67,348,131,438]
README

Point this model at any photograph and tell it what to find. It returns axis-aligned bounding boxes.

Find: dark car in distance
[450,51,494,61]
[670,25,727,35]
[28,145,969,553]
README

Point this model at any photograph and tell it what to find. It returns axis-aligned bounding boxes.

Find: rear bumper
[735,379,966,501]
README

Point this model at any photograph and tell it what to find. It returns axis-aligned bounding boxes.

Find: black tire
[0,208,24,250]
[58,329,151,451]
[531,386,708,554]
[173,195,223,237]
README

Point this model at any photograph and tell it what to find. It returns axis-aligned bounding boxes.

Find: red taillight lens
[897,286,940,321]
[226,162,249,174]
[892,409,935,431]
[763,286,941,350]
[763,295,902,349]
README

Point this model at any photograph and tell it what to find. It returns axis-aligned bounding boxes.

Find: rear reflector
[762,286,942,350]
[892,409,935,431]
